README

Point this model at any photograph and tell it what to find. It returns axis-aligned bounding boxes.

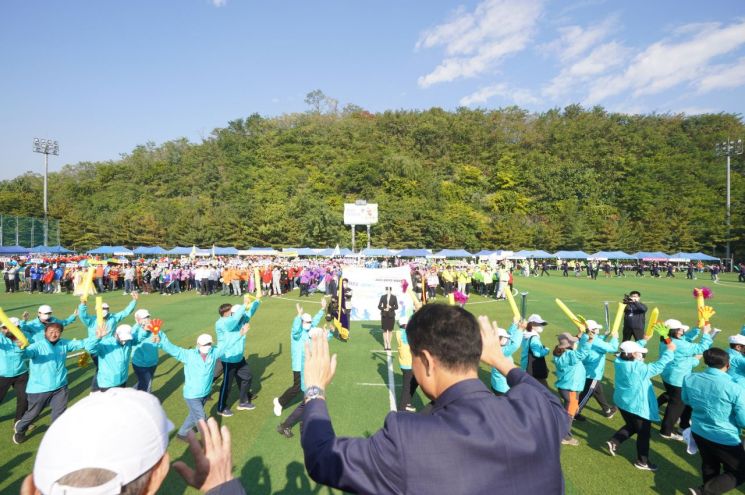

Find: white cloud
[460,83,539,106]
[211,0,226,7]
[543,41,630,99]
[416,0,543,88]
[696,56,745,93]
[586,20,745,104]
[542,14,618,62]
[672,106,717,115]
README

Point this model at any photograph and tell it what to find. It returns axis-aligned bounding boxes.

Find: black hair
[629,290,640,297]
[218,303,233,316]
[703,347,729,369]
[619,352,636,361]
[45,322,63,333]
[406,304,481,372]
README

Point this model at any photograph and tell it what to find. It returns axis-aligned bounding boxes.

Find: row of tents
[0,244,721,262]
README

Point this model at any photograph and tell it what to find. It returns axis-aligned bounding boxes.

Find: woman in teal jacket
[553,331,592,446]
[490,316,524,395]
[607,339,675,472]
[579,320,619,418]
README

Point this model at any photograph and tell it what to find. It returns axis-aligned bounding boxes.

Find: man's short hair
[703,347,730,369]
[406,304,481,372]
[629,290,641,297]
[218,303,233,316]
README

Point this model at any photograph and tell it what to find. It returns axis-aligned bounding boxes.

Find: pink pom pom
[453,290,468,304]
[701,287,713,299]
[401,279,409,293]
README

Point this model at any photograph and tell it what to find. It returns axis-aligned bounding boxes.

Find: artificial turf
[1,272,744,494]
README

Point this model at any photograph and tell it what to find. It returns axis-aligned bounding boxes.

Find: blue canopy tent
[509,250,531,258]
[110,246,134,256]
[361,248,397,257]
[474,250,494,257]
[166,246,192,256]
[212,246,239,256]
[133,246,153,255]
[632,251,669,261]
[553,250,589,259]
[150,246,167,255]
[0,245,30,254]
[432,249,473,258]
[523,250,556,258]
[87,246,115,255]
[671,252,720,261]
[588,251,633,260]
[28,245,73,254]
[397,248,431,257]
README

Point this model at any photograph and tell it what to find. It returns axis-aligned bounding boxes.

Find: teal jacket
[21,337,99,393]
[95,331,149,388]
[520,332,549,370]
[20,314,77,343]
[158,331,242,399]
[553,335,592,392]
[490,324,523,393]
[582,335,619,381]
[215,301,260,363]
[661,332,713,387]
[613,350,674,421]
[290,309,325,372]
[79,300,137,344]
[132,323,159,368]
[683,368,745,446]
[0,330,32,377]
[727,349,745,385]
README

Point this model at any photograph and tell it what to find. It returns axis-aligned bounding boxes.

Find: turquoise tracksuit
[20,314,77,343]
[94,331,149,388]
[79,300,137,343]
[490,324,523,393]
[582,335,619,381]
[683,367,745,446]
[21,337,100,394]
[661,332,713,387]
[215,301,260,364]
[553,335,592,392]
[132,324,159,368]
[520,331,549,370]
[727,349,745,385]
[613,350,674,421]
[0,331,32,377]
[290,309,325,372]
[158,331,243,399]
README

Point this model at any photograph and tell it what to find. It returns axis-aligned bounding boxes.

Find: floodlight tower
[32,138,59,247]
[715,138,743,268]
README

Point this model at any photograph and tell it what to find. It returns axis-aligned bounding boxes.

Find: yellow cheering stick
[0,308,29,349]
[644,307,660,340]
[80,266,96,302]
[95,297,105,328]
[253,267,262,299]
[505,288,521,320]
[555,298,583,329]
[611,302,626,336]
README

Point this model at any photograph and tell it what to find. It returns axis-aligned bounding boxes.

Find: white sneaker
[273,397,282,417]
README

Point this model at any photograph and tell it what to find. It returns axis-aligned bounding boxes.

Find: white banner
[344,203,378,225]
[343,266,413,321]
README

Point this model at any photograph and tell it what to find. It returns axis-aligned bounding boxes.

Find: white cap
[497,327,509,339]
[101,303,110,310]
[230,304,242,314]
[664,319,690,332]
[196,333,213,346]
[33,388,173,495]
[729,334,745,345]
[301,313,312,323]
[585,320,602,331]
[38,305,52,314]
[527,314,547,325]
[134,309,151,320]
[619,341,648,354]
[115,324,133,342]
[1,317,20,329]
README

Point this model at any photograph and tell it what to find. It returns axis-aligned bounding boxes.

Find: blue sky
[2,0,744,180]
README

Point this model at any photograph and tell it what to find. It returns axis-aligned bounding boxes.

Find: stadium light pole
[32,138,59,247]
[715,138,743,269]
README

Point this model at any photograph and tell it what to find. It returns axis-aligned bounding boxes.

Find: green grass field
[1,273,745,494]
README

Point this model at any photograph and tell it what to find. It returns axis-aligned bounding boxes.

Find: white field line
[386,350,397,411]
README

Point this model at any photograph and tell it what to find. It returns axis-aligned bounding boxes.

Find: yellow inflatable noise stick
[0,308,29,349]
[80,266,96,302]
[612,302,626,335]
[447,293,455,306]
[555,298,582,329]
[253,267,262,299]
[95,297,104,328]
[505,288,521,320]
[644,307,660,340]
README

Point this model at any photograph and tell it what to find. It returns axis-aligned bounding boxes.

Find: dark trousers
[693,432,745,494]
[399,369,419,411]
[660,381,691,435]
[622,326,644,342]
[90,355,99,390]
[611,408,651,463]
[133,364,157,393]
[281,401,305,431]
[278,371,301,408]
[16,385,68,433]
[0,372,29,422]
[217,359,252,411]
[578,378,612,412]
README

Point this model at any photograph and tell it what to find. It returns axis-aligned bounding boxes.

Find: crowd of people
[2,256,745,494]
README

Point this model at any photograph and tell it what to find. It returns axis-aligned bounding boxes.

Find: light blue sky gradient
[2,0,744,180]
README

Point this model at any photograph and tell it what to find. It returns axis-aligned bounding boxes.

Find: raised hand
[296,303,303,316]
[172,418,236,493]
[304,332,337,391]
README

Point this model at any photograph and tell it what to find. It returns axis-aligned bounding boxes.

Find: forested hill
[1,105,744,255]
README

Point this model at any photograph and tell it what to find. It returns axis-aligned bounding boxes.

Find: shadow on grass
[0,451,32,491]
[237,457,337,495]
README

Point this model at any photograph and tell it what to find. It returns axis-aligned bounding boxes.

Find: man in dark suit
[300,304,569,495]
[378,286,398,351]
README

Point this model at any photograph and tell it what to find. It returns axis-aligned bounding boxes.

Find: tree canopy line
[1,91,743,257]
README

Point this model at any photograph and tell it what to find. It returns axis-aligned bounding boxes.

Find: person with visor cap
[578,319,619,420]
[20,305,78,343]
[1,316,33,425]
[157,325,249,441]
[553,329,593,446]
[131,308,161,393]
[520,314,550,387]
[726,334,745,386]
[490,315,524,396]
[92,324,153,392]
[606,339,675,471]
[20,388,247,495]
